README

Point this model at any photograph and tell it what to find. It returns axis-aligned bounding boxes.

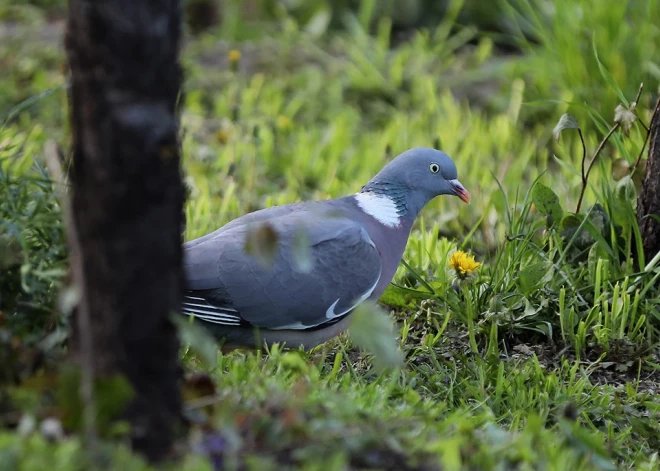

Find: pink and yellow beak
[449,179,471,204]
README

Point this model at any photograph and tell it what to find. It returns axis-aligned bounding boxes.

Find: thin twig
[505,233,527,242]
[44,141,68,201]
[576,123,620,213]
[632,82,644,107]
[632,96,660,176]
[577,128,587,184]
[632,84,649,132]
[586,124,620,178]
[44,140,98,455]
[637,121,650,133]
[632,124,652,176]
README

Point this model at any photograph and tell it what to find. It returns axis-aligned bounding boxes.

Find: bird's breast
[361,216,415,300]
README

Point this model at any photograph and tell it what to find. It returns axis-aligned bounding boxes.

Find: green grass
[1,1,660,470]
[504,0,660,127]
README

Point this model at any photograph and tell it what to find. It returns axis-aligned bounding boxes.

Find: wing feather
[182,210,382,330]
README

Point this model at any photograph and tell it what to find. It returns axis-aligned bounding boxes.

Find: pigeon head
[359,147,470,220]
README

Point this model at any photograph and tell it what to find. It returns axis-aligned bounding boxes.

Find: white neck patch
[354,192,401,228]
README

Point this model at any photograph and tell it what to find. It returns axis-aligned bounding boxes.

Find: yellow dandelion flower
[228,49,241,73]
[228,49,241,63]
[448,250,481,277]
[276,115,292,130]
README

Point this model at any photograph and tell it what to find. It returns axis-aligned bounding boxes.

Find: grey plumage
[184,209,382,329]
[182,147,470,349]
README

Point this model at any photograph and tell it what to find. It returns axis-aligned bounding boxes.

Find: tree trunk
[65,0,184,461]
[638,97,660,266]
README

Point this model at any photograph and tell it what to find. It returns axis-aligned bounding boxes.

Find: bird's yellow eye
[429,163,440,174]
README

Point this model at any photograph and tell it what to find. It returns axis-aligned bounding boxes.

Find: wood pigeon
[182,147,470,349]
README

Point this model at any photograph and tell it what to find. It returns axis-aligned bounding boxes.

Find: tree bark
[65,0,184,461]
[638,97,660,265]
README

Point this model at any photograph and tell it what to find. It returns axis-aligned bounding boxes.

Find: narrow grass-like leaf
[592,34,629,107]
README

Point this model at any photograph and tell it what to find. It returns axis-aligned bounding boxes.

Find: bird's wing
[182,211,382,330]
[183,201,314,250]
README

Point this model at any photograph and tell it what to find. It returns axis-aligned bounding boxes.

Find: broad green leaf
[611,158,630,181]
[587,241,609,276]
[517,262,551,295]
[379,284,426,309]
[488,295,504,314]
[579,209,617,261]
[244,222,279,268]
[531,183,563,226]
[563,205,616,261]
[349,301,403,371]
[587,204,610,233]
[515,297,543,321]
[552,113,580,141]
[615,176,637,204]
[561,213,583,231]
[561,213,597,260]
[612,176,637,227]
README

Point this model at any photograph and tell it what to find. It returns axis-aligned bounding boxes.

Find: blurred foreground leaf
[173,315,218,367]
[349,301,403,371]
[291,225,313,273]
[57,364,133,436]
[244,222,280,268]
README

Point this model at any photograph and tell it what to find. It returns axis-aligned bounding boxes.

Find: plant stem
[632,96,660,176]
[632,125,652,176]
[632,83,649,132]
[576,123,620,213]
[463,285,479,354]
[577,128,587,184]
[632,82,644,107]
